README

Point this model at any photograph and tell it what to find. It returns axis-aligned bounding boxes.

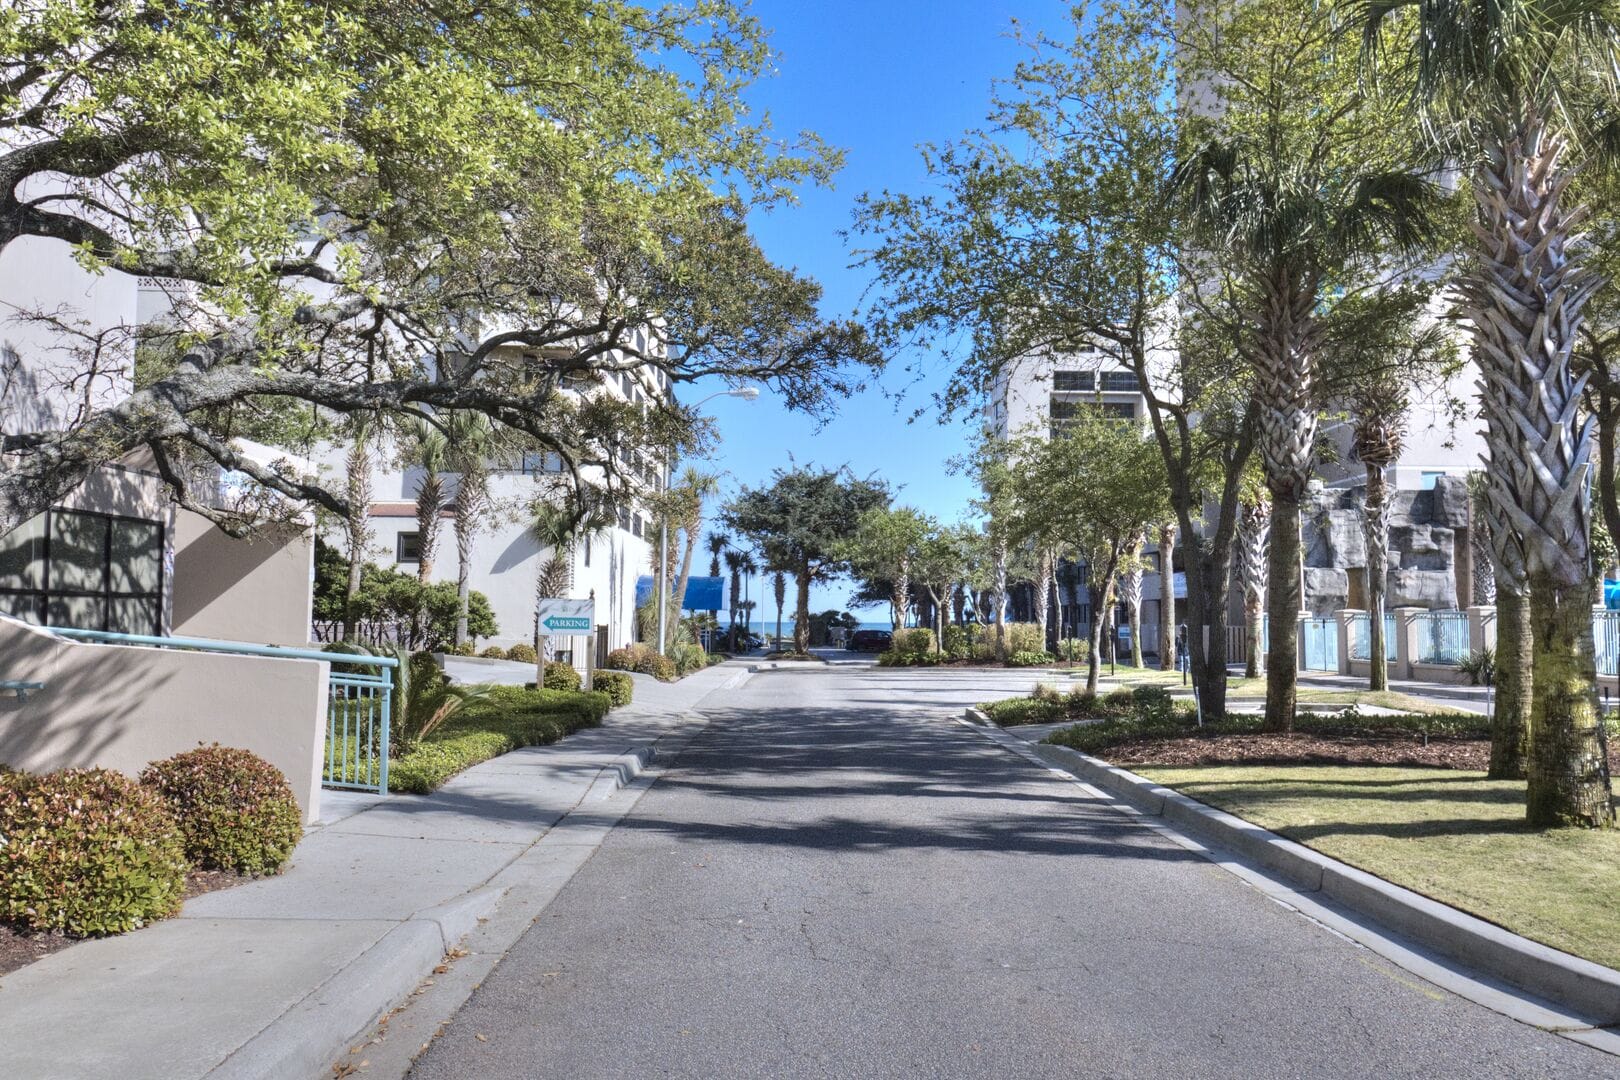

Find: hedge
[592,670,634,707]
[386,685,612,794]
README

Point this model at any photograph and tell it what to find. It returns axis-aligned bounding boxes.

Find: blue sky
[689,0,1073,616]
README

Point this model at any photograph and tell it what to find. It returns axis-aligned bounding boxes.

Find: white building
[340,357,668,662]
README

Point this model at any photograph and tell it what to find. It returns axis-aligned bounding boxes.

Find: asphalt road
[408,661,1617,1079]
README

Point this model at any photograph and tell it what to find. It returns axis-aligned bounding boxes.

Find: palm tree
[1179,141,1438,731]
[1237,498,1269,681]
[670,469,720,642]
[402,420,448,583]
[444,412,499,648]
[1363,0,1618,826]
[1350,382,1407,692]
[706,532,728,643]
[723,547,745,651]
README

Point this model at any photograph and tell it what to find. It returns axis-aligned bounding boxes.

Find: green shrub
[447,641,477,657]
[140,746,302,875]
[877,649,942,667]
[1056,638,1089,663]
[479,645,509,660]
[671,643,709,676]
[604,647,637,671]
[1032,682,1066,703]
[592,671,634,707]
[387,686,612,794]
[1007,650,1054,667]
[979,697,1067,725]
[1458,647,1495,687]
[1004,622,1045,655]
[0,768,188,935]
[896,628,936,656]
[942,625,969,659]
[543,660,582,691]
[506,643,538,664]
[607,644,680,681]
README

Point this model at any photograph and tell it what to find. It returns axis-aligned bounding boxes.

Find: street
[409,662,1614,1079]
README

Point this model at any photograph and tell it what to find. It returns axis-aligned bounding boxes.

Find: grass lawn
[1134,763,1620,971]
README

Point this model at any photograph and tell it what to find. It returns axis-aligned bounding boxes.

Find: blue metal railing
[1347,612,1398,663]
[1301,617,1337,672]
[45,627,395,795]
[1414,611,1470,666]
[1596,611,1620,677]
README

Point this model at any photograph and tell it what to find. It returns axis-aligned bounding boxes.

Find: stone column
[1394,606,1423,682]
[1334,608,1357,675]
[1467,605,1497,654]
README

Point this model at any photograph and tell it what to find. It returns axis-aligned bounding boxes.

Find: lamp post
[657,386,759,654]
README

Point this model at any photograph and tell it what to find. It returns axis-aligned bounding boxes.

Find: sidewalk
[0,661,748,1080]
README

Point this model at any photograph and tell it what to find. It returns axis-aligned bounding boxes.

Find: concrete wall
[0,618,327,821]
[171,512,315,645]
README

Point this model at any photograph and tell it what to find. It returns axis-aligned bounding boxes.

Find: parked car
[848,629,892,652]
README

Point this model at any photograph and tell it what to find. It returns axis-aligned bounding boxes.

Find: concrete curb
[207,709,714,1080]
[963,707,991,726]
[326,706,723,1079]
[1025,738,1620,1028]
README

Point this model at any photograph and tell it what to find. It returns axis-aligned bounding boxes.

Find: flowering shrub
[0,768,188,935]
[141,746,302,875]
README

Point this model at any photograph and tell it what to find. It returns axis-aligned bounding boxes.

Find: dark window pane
[397,532,422,562]
[0,515,46,590]
[50,512,109,592]
[108,597,160,636]
[0,592,43,624]
[109,519,162,593]
[1101,371,1140,391]
[48,593,105,631]
[1053,370,1093,392]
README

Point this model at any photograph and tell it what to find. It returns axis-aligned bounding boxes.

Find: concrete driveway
[408,663,1614,1079]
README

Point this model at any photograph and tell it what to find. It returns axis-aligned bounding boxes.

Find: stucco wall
[0,618,327,821]
[171,512,315,645]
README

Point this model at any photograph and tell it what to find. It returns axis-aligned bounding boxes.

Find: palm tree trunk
[1365,461,1391,692]
[1263,493,1302,732]
[793,570,812,653]
[992,534,1009,662]
[671,522,698,639]
[1157,524,1176,670]
[1526,572,1612,827]
[893,554,911,634]
[415,474,442,583]
[1239,501,1269,681]
[1120,535,1144,668]
[1033,547,1054,647]
[1490,581,1532,780]
[1464,112,1611,825]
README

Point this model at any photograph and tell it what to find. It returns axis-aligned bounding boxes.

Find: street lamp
[657,386,760,654]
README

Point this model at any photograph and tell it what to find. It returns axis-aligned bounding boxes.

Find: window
[397,532,421,563]
[1053,370,1094,392]
[1102,402,1136,420]
[1420,470,1445,490]
[617,506,631,531]
[1100,371,1140,391]
[632,514,644,539]
[0,509,164,635]
[1049,398,1081,421]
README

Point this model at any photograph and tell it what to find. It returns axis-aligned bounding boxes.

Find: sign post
[536,599,596,691]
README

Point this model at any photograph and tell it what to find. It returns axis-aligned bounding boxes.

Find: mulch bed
[1103,733,1620,773]
[0,868,253,978]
